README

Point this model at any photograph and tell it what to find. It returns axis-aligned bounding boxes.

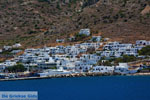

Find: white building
[56,39,65,43]
[3,46,12,51]
[0,63,5,72]
[58,60,76,70]
[101,51,114,57]
[102,42,138,57]
[37,57,57,68]
[38,67,72,77]
[0,60,17,69]
[91,36,101,42]
[79,29,90,36]
[136,40,150,46]
[80,54,101,64]
[115,63,130,74]
[93,66,114,73]
[13,43,22,48]
[11,50,22,54]
[75,63,92,72]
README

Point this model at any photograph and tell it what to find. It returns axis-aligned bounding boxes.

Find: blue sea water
[0,76,150,100]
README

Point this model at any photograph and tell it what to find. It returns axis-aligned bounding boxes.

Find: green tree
[6,64,26,73]
[75,34,87,41]
[114,55,137,63]
[139,46,150,56]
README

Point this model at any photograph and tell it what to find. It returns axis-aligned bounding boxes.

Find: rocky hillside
[0,0,150,47]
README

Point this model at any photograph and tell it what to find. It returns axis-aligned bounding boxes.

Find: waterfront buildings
[0,37,150,78]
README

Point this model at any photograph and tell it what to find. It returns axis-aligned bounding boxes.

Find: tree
[75,34,87,41]
[114,55,137,63]
[139,46,150,56]
[98,59,112,66]
[103,61,112,66]
[6,64,26,73]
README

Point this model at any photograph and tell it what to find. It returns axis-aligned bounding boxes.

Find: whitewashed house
[114,51,122,58]
[93,66,114,73]
[79,29,90,36]
[3,46,12,51]
[136,40,149,45]
[115,63,130,74]
[2,60,17,67]
[75,61,92,72]
[80,54,101,64]
[75,54,101,72]
[103,42,120,50]
[21,54,38,63]
[101,51,114,57]
[11,50,22,54]
[70,46,80,55]
[104,38,110,42]
[38,67,72,77]
[53,54,68,60]
[65,46,80,55]
[56,39,65,43]
[115,63,138,74]
[91,36,101,42]
[37,57,57,68]
[12,43,22,48]
[135,45,144,51]
[102,42,138,57]
[80,43,100,50]
[68,36,75,41]
[57,59,76,70]
[0,63,5,72]
[124,51,138,56]
[49,47,58,54]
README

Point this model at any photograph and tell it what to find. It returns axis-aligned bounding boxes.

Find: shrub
[139,46,150,56]
[114,55,137,63]
[6,64,27,72]
[75,34,87,41]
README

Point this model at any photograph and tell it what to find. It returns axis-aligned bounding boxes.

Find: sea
[0,76,150,100]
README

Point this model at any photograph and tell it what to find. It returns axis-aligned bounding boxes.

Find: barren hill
[0,0,150,47]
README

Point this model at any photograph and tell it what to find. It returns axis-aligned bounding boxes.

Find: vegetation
[98,60,112,66]
[92,37,98,42]
[139,46,150,56]
[6,64,27,73]
[97,57,112,66]
[112,55,137,63]
[0,50,12,55]
[0,48,23,55]
[75,34,88,41]
[98,55,137,66]
[48,66,57,69]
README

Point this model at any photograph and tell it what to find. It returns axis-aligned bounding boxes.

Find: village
[0,29,150,80]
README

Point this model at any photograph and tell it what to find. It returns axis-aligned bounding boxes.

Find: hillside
[0,0,150,48]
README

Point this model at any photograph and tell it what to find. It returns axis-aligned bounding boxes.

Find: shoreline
[0,72,150,82]
[131,73,150,76]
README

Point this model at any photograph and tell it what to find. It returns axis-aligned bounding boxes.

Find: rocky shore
[131,73,150,76]
[0,72,150,82]
[0,72,121,81]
